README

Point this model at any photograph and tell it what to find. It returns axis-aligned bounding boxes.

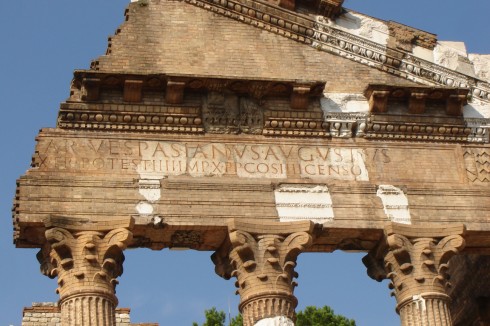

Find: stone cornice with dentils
[180,0,490,104]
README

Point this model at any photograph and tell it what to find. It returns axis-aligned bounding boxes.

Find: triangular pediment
[94,0,417,95]
[92,0,490,105]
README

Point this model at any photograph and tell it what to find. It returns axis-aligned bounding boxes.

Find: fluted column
[363,223,465,326]
[38,217,134,326]
[213,220,314,326]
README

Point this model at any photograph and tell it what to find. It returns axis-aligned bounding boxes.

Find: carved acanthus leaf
[105,228,133,249]
[37,243,56,279]
[382,233,465,303]
[362,251,387,282]
[225,229,312,325]
[436,235,465,266]
[282,231,313,267]
[42,224,133,300]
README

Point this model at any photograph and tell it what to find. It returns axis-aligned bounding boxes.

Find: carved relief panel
[203,92,263,134]
[464,148,490,183]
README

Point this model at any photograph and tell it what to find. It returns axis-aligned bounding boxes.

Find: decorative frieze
[323,111,489,143]
[58,103,204,134]
[203,94,264,134]
[463,118,489,143]
[362,119,487,143]
[347,90,489,141]
[324,112,367,138]
[263,110,328,137]
[70,71,325,110]
[464,148,490,183]
[63,75,488,143]
[64,72,326,135]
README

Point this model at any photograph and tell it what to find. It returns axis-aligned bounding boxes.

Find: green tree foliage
[194,305,355,326]
[193,307,225,326]
[229,313,243,326]
[296,306,356,326]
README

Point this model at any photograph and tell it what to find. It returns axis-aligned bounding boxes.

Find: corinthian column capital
[213,220,314,326]
[364,223,465,326]
[40,216,134,326]
[383,224,465,306]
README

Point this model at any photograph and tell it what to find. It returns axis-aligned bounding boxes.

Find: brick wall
[21,303,158,326]
[94,1,416,94]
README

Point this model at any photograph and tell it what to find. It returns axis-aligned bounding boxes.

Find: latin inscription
[35,138,369,181]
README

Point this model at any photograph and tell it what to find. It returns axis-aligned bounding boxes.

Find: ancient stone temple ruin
[13,0,490,325]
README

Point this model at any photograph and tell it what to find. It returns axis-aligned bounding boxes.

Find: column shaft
[399,294,452,326]
[61,295,116,326]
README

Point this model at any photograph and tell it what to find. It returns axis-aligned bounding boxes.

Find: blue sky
[1,1,488,325]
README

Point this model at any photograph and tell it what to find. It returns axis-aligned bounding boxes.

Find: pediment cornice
[181,0,490,104]
[59,70,489,144]
[71,70,325,106]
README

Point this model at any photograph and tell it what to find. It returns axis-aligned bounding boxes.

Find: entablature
[14,127,490,251]
[72,71,325,108]
[59,74,490,144]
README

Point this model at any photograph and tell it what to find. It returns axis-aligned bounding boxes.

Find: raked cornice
[182,0,490,104]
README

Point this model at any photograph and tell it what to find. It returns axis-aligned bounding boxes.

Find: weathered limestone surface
[15,128,490,252]
[13,0,490,324]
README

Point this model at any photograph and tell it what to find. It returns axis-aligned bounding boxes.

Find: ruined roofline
[95,0,490,105]
[313,8,489,89]
[344,8,437,37]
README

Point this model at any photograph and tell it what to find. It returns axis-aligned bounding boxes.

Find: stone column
[38,217,134,326]
[363,223,465,326]
[213,220,314,326]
